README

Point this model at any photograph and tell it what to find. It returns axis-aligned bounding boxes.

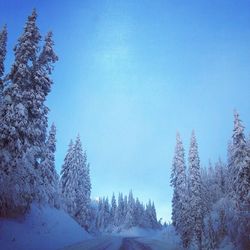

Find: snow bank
[0,204,91,250]
[114,226,159,237]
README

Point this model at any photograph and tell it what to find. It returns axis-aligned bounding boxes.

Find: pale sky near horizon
[1,0,250,222]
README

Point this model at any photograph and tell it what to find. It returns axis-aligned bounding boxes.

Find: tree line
[171,112,250,249]
[92,191,160,232]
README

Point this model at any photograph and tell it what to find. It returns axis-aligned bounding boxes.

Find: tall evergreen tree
[39,123,59,208]
[0,24,7,99]
[134,198,144,227]
[0,10,57,216]
[230,111,250,207]
[110,193,117,226]
[60,140,74,197]
[171,132,191,248]
[30,30,58,156]
[0,10,41,216]
[103,197,110,229]
[115,192,125,226]
[60,139,76,216]
[171,132,185,228]
[0,24,7,216]
[125,190,135,228]
[229,111,250,249]
[145,201,158,229]
[74,137,91,230]
[60,136,91,230]
[188,131,204,250]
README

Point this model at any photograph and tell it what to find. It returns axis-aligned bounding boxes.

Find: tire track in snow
[119,237,152,250]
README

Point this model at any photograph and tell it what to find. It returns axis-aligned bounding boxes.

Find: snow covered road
[119,237,152,250]
[62,236,171,250]
[61,236,123,250]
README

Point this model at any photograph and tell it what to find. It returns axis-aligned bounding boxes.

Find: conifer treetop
[0,24,7,79]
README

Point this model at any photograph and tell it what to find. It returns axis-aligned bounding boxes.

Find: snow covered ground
[0,203,176,250]
[62,235,177,250]
[62,226,180,250]
[0,211,234,250]
[0,204,91,250]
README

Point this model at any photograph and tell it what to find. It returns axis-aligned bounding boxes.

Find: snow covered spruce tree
[170,132,191,248]
[60,136,91,230]
[0,25,8,216]
[188,131,204,250]
[60,139,74,204]
[95,197,110,231]
[0,24,7,102]
[103,197,111,229]
[75,143,92,229]
[39,123,59,208]
[124,190,136,228]
[115,192,125,226]
[31,30,58,150]
[201,159,225,214]
[229,111,250,207]
[110,193,117,226]
[134,197,144,227]
[228,111,250,249]
[145,200,159,229]
[0,10,58,217]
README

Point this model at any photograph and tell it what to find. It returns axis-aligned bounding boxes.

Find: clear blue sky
[1,0,250,222]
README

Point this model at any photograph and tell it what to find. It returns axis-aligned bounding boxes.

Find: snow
[63,226,180,250]
[0,204,91,250]
[62,236,123,250]
[114,226,159,237]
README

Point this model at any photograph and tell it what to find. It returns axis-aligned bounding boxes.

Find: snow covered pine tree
[39,123,60,208]
[171,132,191,248]
[188,131,204,250]
[228,111,250,249]
[0,24,7,103]
[60,136,91,230]
[0,10,58,217]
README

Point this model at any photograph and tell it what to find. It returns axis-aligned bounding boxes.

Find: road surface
[62,236,171,250]
[119,237,152,250]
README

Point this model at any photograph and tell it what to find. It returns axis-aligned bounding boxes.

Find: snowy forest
[170,120,250,250]
[0,8,250,250]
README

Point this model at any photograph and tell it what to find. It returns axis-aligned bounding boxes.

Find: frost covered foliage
[93,191,161,233]
[188,131,204,250]
[171,131,204,249]
[0,25,7,100]
[226,111,250,249]
[170,133,191,248]
[0,10,58,217]
[171,112,250,250]
[60,136,92,230]
[202,112,250,249]
[38,124,60,208]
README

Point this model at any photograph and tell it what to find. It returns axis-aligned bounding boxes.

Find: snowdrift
[0,204,91,250]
